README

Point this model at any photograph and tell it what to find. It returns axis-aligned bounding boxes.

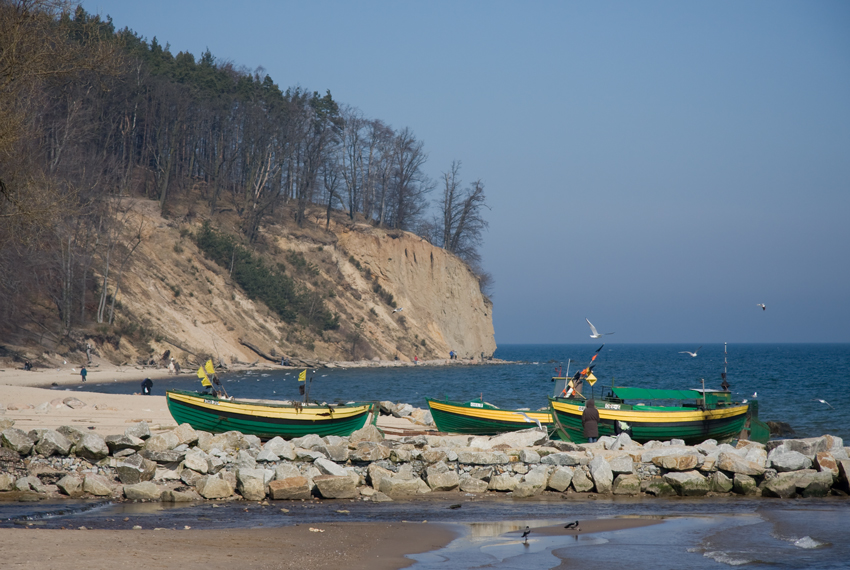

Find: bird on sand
[521,526,531,543]
[564,521,580,530]
[586,318,614,339]
[679,346,702,357]
[392,307,403,313]
[516,412,543,430]
[813,399,834,409]
[757,304,766,311]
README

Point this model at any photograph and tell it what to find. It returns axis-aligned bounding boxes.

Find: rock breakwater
[1,404,849,503]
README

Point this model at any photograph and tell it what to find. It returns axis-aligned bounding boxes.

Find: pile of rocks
[1,420,848,503]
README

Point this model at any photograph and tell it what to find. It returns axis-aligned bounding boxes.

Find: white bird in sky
[813,399,834,409]
[586,318,614,339]
[757,304,766,311]
[516,412,543,430]
[392,307,404,313]
[679,346,702,357]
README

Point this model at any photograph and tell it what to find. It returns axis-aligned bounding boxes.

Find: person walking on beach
[582,400,600,443]
[141,377,153,395]
[80,366,87,383]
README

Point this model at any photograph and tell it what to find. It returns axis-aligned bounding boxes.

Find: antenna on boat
[721,342,730,391]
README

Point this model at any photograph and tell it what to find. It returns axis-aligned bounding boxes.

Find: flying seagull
[564,521,580,530]
[586,318,614,339]
[516,412,543,430]
[813,399,834,409]
[679,346,702,357]
[521,526,531,543]
[392,307,404,313]
[757,304,766,311]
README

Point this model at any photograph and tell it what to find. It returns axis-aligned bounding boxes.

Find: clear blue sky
[82,1,850,344]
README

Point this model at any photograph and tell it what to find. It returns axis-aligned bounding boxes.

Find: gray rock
[204,431,242,452]
[644,477,676,497]
[318,442,350,463]
[236,468,268,500]
[761,471,802,498]
[608,454,635,474]
[607,432,636,451]
[349,424,384,443]
[522,465,550,488]
[275,463,301,480]
[116,453,156,485]
[83,474,114,496]
[519,449,541,464]
[366,464,394,489]
[350,442,390,462]
[76,433,109,461]
[255,449,279,463]
[161,489,201,502]
[589,456,613,493]
[196,474,234,499]
[716,451,766,476]
[144,432,180,453]
[796,471,834,497]
[652,453,701,471]
[390,448,412,463]
[664,471,710,496]
[183,450,210,474]
[315,457,347,477]
[236,449,257,470]
[709,471,734,493]
[766,437,833,459]
[545,440,582,452]
[62,397,86,409]
[612,474,642,495]
[0,472,15,491]
[456,450,510,465]
[269,476,312,500]
[512,481,543,498]
[313,475,357,499]
[393,403,414,418]
[547,466,575,492]
[767,448,812,472]
[426,466,459,491]
[571,468,594,492]
[34,430,72,457]
[141,449,186,464]
[56,475,84,497]
[489,473,519,492]
[540,452,586,467]
[732,473,760,495]
[105,434,145,454]
[291,433,324,449]
[421,450,448,464]
[263,436,296,460]
[123,482,161,501]
[378,476,431,497]
[483,428,548,450]
[173,423,198,446]
[125,421,152,440]
[458,474,489,493]
[1,428,35,455]
[242,434,262,449]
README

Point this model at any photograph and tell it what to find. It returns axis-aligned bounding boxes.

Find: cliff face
[96,200,494,366]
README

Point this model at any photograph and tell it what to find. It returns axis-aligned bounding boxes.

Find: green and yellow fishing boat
[166,389,378,439]
[549,387,769,445]
[426,397,552,436]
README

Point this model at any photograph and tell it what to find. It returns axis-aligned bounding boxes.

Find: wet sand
[0,523,455,570]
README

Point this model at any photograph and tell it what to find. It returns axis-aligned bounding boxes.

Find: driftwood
[161,337,199,358]
[239,338,278,362]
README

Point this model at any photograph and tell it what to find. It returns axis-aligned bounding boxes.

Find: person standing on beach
[141,377,153,395]
[80,366,87,383]
[582,400,600,443]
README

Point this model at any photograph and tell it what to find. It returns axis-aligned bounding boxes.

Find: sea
[9,343,848,569]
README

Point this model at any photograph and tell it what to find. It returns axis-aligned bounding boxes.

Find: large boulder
[761,471,803,498]
[56,475,84,497]
[314,457,346,477]
[717,451,765,476]
[268,476,312,500]
[366,464,394,490]
[105,435,145,455]
[161,489,201,502]
[612,474,641,495]
[83,474,114,496]
[275,463,301,481]
[732,474,760,495]
[456,450,510,465]
[313,475,357,499]
[652,453,700,472]
[644,478,676,497]
[349,424,384,443]
[1,428,35,455]
[709,471,734,493]
[34,430,72,457]
[237,468,269,501]
[458,474,489,493]
[125,421,152,440]
[116,454,156,485]
[173,424,198,446]
[144,432,180,453]
[547,466,575,492]
[663,471,710,496]
[196,474,234,499]
[814,452,840,478]
[796,471,834,498]
[76,433,109,462]
[766,437,836,459]
[317,442,349,463]
[123,482,161,501]
[488,473,519,492]
[571,468,594,492]
[183,450,210,474]
[426,465,459,491]
[141,449,186,464]
[607,453,635,475]
[263,436,296,460]
[483,428,548,450]
[540,452,586,467]
[350,442,390,462]
[0,473,15,491]
[378,476,431,497]
[589,456,613,493]
[767,448,812,472]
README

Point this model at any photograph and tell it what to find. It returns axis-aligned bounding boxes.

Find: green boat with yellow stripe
[426,398,553,436]
[549,387,769,445]
[166,390,378,439]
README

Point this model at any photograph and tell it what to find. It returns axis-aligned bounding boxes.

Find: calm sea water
[74,343,850,440]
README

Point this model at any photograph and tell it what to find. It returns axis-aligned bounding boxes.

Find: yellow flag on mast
[197,366,212,387]
[204,359,216,376]
[298,369,307,382]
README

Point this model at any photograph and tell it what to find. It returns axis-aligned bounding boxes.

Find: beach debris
[309,528,325,533]
[448,504,461,509]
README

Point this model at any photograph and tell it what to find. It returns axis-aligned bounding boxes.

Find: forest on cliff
[0,1,491,347]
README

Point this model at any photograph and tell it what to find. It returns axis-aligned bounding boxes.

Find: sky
[81,1,850,344]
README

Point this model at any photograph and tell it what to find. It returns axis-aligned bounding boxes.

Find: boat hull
[427,398,552,436]
[548,397,752,445]
[166,390,377,439]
